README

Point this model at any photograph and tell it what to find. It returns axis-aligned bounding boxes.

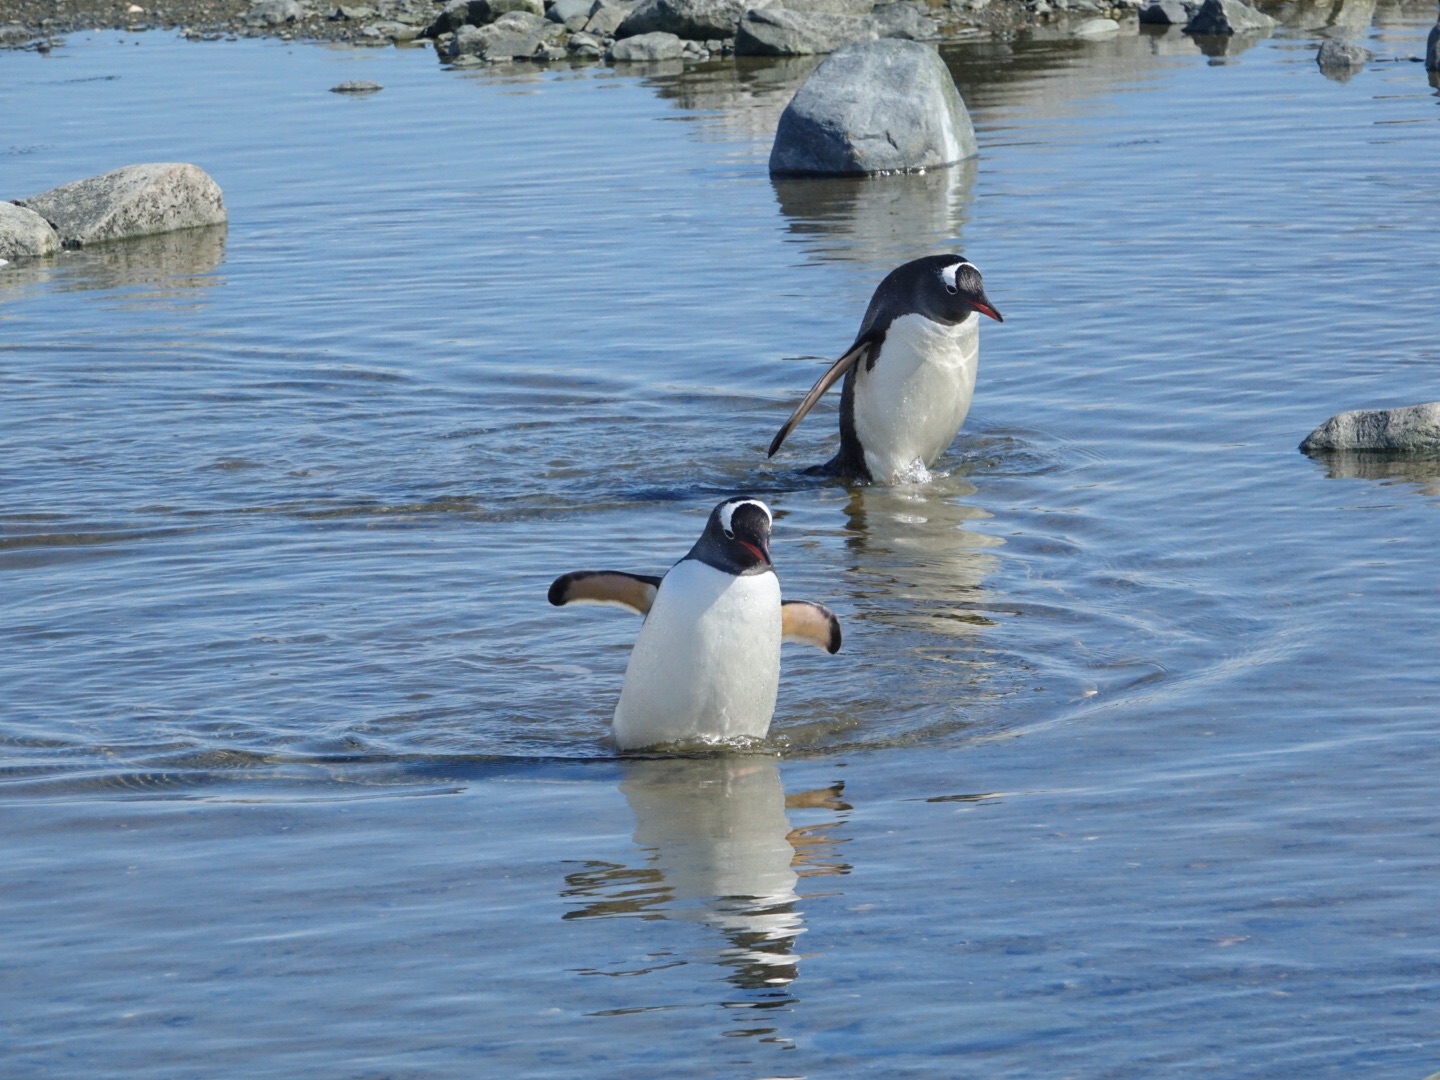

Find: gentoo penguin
[767,254,1003,484]
[548,498,841,751]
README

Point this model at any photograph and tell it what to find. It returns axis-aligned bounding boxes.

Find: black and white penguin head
[872,255,1003,329]
[688,497,774,575]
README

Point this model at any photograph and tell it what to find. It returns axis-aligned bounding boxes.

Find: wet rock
[769,38,977,175]
[1300,403,1440,453]
[246,0,304,24]
[16,163,227,249]
[1072,15,1118,33]
[608,28,684,56]
[617,0,749,39]
[1315,37,1371,72]
[1184,0,1274,35]
[735,6,878,55]
[330,79,384,91]
[0,201,61,259]
[870,1,937,38]
[1427,18,1439,71]
[1137,0,1191,20]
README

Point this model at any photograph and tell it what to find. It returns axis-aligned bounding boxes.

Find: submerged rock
[0,200,61,259]
[735,6,877,55]
[16,163,227,249]
[769,38,977,176]
[1184,0,1274,34]
[617,0,749,39]
[1300,403,1440,453]
[609,29,685,56]
[330,79,384,91]
[1315,37,1371,72]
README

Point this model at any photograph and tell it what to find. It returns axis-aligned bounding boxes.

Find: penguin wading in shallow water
[767,254,1003,484]
[548,498,841,751]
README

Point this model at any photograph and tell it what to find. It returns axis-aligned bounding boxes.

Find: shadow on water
[1302,450,1440,495]
[561,756,851,1042]
[0,224,227,300]
[771,160,978,267]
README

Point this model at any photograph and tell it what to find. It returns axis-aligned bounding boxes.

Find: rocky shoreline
[0,0,1137,58]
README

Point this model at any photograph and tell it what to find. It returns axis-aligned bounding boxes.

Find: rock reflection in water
[771,160,977,267]
[645,56,823,143]
[561,756,850,1035]
[0,224,226,301]
[842,474,1003,638]
[1270,0,1376,32]
[1304,450,1440,496]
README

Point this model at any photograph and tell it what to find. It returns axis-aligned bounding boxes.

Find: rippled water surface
[3,12,1439,1075]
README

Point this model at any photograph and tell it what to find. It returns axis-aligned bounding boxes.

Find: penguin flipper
[549,571,662,615]
[781,600,842,654]
[767,338,873,459]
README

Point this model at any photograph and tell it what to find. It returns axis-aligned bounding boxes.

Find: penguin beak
[738,536,771,567]
[971,296,1003,323]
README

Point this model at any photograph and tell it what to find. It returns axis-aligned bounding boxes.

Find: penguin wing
[781,600,842,654]
[548,571,663,615]
[767,337,875,459]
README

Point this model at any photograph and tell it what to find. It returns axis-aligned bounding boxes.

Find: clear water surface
[2,9,1439,1075]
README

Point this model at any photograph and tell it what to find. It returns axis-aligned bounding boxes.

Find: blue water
[2,11,1439,1075]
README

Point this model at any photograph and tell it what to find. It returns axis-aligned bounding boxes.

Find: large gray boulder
[584,0,635,34]
[16,164,226,249]
[735,6,878,55]
[1315,37,1371,73]
[0,201,61,259]
[768,39,976,175]
[546,0,593,27]
[1300,403,1440,453]
[617,0,749,38]
[1427,19,1439,71]
[447,11,554,58]
[609,29,685,57]
[1184,0,1275,34]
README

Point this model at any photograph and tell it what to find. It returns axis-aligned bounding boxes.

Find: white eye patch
[940,260,965,291]
[719,498,772,536]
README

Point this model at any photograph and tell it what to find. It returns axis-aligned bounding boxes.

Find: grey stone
[547,0,593,26]
[331,80,384,91]
[584,0,631,34]
[1137,0,1193,24]
[735,6,878,55]
[1300,403,1440,453]
[1427,19,1439,71]
[0,201,60,260]
[870,1,937,38]
[768,38,977,176]
[16,163,227,249]
[617,0,749,39]
[1072,15,1119,33]
[245,0,303,23]
[332,4,374,17]
[784,0,873,13]
[486,0,546,16]
[1315,37,1371,71]
[448,10,552,56]
[425,0,541,33]
[1184,0,1275,34]
[608,29,685,56]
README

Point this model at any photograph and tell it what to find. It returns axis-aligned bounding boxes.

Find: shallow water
[3,12,1439,1075]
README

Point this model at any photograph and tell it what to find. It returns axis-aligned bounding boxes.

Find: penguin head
[934,257,1003,324]
[690,497,773,575]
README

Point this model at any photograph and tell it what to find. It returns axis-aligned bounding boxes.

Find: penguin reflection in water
[768,254,1003,485]
[549,498,841,751]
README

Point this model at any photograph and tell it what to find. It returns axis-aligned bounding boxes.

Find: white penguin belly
[853,312,979,484]
[612,561,782,750]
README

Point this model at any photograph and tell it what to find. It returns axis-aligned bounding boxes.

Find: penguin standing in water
[767,255,1003,484]
[548,498,841,751]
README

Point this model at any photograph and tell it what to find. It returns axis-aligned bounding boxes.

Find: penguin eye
[723,528,735,539]
[945,283,958,295]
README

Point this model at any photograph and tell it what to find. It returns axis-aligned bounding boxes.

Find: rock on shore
[1183,0,1274,34]
[616,0,747,39]
[769,38,976,176]
[1300,403,1440,453]
[0,200,61,259]
[16,163,227,249]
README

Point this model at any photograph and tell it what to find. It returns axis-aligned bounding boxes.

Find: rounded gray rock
[768,38,977,176]
[1300,403,1440,453]
[330,79,384,91]
[16,163,227,249]
[616,0,748,39]
[1315,37,1371,71]
[0,200,61,260]
[608,29,685,57]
